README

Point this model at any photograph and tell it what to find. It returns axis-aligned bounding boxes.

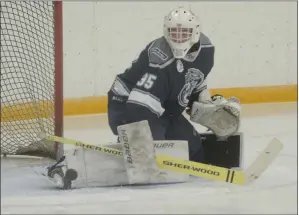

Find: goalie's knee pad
[200,132,243,169]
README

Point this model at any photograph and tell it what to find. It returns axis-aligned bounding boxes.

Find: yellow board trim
[1,84,297,121]
[209,84,298,104]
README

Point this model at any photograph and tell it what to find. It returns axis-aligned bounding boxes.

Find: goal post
[0,1,64,161]
[54,1,64,161]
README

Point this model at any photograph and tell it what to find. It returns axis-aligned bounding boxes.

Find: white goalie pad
[65,143,128,188]
[117,120,160,184]
[64,124,189,188]
[190,97,241,139]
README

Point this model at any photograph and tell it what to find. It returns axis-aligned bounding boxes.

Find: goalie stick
[42,134,283,185]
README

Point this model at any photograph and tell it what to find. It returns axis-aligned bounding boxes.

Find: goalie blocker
[200,132,243,169]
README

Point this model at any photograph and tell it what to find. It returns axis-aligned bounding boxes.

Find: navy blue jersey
[108,33,214,125]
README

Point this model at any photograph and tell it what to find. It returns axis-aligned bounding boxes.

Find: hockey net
[0,1,63,161]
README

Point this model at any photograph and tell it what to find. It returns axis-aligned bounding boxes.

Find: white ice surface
[1,102,297,214]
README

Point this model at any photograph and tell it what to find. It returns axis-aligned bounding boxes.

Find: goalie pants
[108,102,205,163]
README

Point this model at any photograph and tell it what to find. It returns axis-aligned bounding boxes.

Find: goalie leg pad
[117,120,160,184]
[63,133,189,187]
[65,144,129,188]
[117,120,189,185]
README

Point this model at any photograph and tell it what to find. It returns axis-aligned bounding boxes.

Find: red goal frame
[54,1,64,161]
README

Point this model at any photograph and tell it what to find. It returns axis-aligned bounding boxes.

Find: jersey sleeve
[111,46,150,97]
[126,68,169,118]
[110,38,171,98]
[187,45,215,109]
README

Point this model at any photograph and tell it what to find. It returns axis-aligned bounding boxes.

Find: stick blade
[244,138,283,184]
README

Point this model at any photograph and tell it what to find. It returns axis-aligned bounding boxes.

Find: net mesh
[1,1,59,159]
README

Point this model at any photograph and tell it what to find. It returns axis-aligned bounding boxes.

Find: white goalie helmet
[163,7,201,59]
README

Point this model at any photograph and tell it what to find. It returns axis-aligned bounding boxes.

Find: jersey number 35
[137,73,157,90]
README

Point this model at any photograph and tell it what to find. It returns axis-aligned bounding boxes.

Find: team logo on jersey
[178,68,204,107]
[176,60,184,73]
